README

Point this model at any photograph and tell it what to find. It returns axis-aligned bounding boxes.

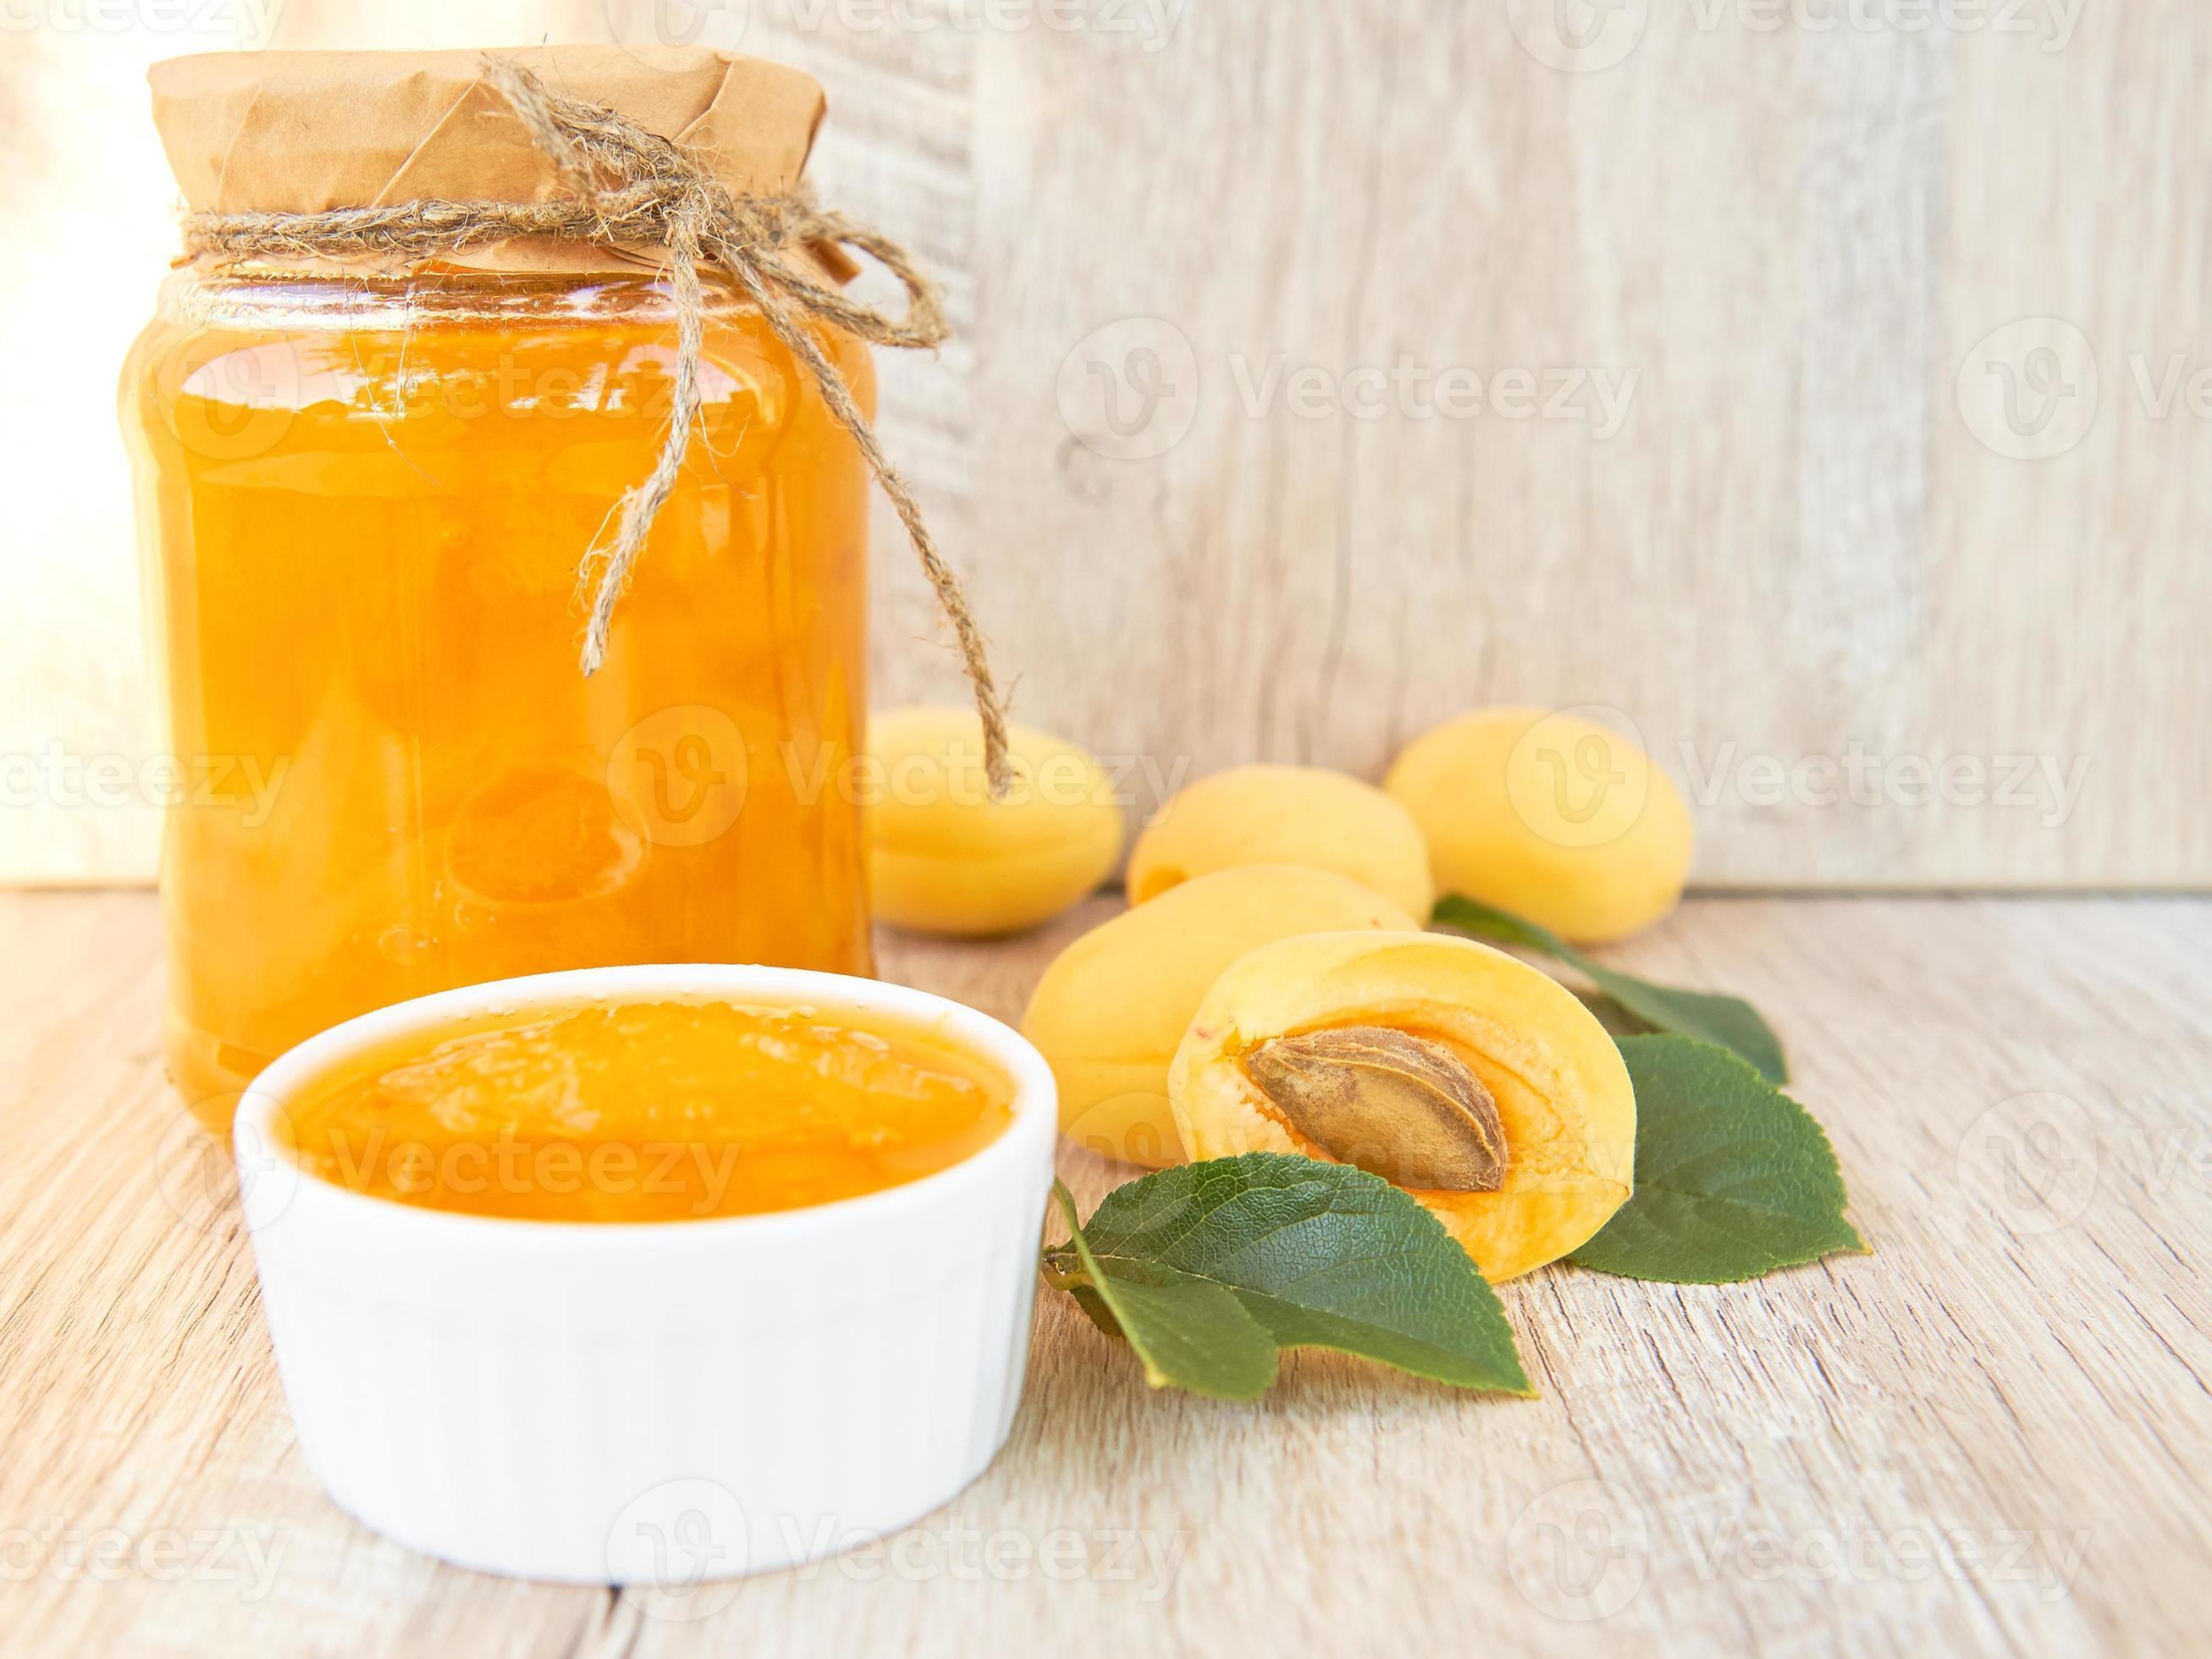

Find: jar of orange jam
[122,266,875,1127]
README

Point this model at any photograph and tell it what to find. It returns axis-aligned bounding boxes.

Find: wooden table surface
[3,890,2208,1656]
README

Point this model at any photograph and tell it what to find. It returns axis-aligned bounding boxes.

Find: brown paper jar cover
[148,45,831,275]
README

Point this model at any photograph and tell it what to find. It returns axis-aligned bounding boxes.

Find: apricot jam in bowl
[230,964,1056,1585]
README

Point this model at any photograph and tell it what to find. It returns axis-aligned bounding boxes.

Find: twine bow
[181,54,1010,791]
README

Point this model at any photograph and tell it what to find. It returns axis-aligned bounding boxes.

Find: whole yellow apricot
[868,708,1125,936]
[1020,865,1420,1167]
[1127,763,1434,919]
[1385,707,1692,942]
[1169,930,1636,1281]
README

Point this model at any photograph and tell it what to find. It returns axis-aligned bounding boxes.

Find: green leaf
[1043,1155,1532,1401]
[1051,1183,1278,1398]
[1574,988,1655,1039]
[1570,1034,1864,1282]
[1431,894,1789,1083]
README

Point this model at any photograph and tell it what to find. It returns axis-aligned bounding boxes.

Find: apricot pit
[1247,1026,1507,1193]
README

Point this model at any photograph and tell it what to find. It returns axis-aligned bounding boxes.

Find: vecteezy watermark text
[778,1518,1187,1596]
[1,0,284,47]
[1056,317,1641,460]
[1,744,290,827]
[1228,354,1640,438]
[778,736,1188,812]
[613,1491,1189,1622]
[1504,0,2084,76]
[1679,741,2091,829]
[317,1129,747,1214]
[606,0,1186,57]
[2,1521,287,1601]
[1508,1477,2090,1623]
[1674,1513,2088,1602]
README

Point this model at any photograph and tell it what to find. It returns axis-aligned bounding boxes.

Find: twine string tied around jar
[179,54,1012,793]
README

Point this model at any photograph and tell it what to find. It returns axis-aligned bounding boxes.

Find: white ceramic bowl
[230,964,1057,1585]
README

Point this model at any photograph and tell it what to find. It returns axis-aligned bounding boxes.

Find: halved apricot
[1168,930,1636,1280]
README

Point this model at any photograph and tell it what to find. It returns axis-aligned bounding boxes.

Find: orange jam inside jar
[279,999,1014,1221]
[121,271,876,1129]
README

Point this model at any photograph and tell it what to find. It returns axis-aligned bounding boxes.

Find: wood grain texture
[3,890,2208,1654]
[3,3,2207,887]
[781,0,2212,888]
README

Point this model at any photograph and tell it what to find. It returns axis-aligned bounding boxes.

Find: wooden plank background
[2,0,2205,886]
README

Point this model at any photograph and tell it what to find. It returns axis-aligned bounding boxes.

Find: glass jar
[121,267,876,1128]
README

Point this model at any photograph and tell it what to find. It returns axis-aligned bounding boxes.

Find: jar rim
[157,263,764,333]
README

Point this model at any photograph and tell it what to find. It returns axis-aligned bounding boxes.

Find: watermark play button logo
[1505,0,1650,73]
[609,1477,751,1619]
[1955,317,2099,461]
